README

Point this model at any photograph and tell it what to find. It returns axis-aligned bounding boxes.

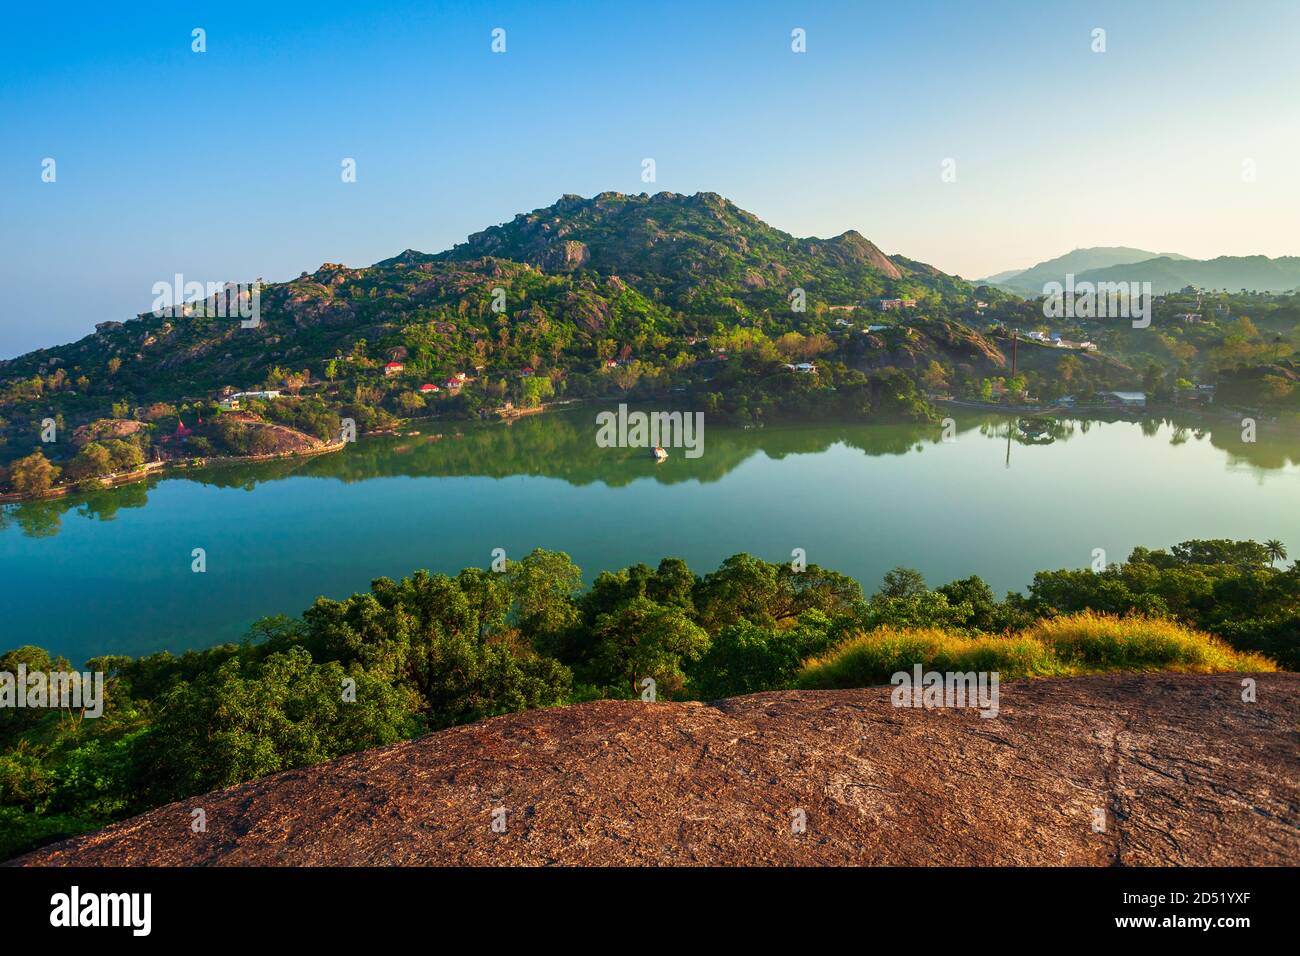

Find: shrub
[1031,612,1277,673]
[797,629,1061,688]
[796,613,1277,689]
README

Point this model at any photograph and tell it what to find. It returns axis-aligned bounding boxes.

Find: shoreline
[0,435,347,504]
[937,398,1300,436]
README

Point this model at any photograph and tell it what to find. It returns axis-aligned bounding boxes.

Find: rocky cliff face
[16,673,1296,866]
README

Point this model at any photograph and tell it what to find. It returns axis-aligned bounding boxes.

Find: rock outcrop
[15,673,1298,867]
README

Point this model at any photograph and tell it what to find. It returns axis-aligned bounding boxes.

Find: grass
[795,612,1278,689]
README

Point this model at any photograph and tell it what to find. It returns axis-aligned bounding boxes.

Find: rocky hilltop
[15,673,1298,866]
[0,191,990,400]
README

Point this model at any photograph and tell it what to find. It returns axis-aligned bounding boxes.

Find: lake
[3,408,1298,664]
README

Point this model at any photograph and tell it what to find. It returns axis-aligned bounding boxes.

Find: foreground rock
[16,673,1299,866]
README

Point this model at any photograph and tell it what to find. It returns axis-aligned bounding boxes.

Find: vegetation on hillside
[5,192,1297,496]
[797,612,1272,689]
[1,537,1291,860]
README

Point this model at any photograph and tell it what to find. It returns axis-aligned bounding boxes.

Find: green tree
[507,549,582,650]
[65,443,114,482]
[591,597,709,698]
[7,450,60,496]
[135,647,418,805]
[878,567,928,599]
[689,613,833,699]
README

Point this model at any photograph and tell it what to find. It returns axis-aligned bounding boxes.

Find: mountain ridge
[0,191,986,403]
[985,247,1300,296]
[982,246,1192,292]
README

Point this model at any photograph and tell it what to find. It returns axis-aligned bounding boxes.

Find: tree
[591,597,709,697]
[920,360,949,393]
[878,567,927,599]
[937,575,999,630]
[689,613,833,699]
[396,391,426,415]
[519,375,554,409]
[7,450,60,496]
[283,369,311,395]
[507,549,582,650]
[104,439,144,472]
[1265,539,1288,568]
[134,648,418,805]
[65,443,114,482]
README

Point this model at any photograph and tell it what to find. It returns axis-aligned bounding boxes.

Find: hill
[14,672,1297,866]
[429,191,970,302]
[0,191,973,402]
[1075,255,1300,295]
[1,191,1026,492]
[984,247,1190,294]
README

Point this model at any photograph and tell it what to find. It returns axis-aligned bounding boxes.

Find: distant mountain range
[983,247,1300,296]
[1072,255,1300,296]
[981,248,1191,293]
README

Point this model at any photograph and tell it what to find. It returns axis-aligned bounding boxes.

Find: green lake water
[3,409,1298,664]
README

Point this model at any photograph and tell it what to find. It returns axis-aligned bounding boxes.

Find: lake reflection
[3,408,1298,662]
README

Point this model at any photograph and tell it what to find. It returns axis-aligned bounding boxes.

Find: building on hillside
[1103,391,1147,408]
[384,362,404,377]
[419,383,440,394]
[230,390,281,400]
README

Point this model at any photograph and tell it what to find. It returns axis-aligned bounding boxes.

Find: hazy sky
[2,0,1297,356]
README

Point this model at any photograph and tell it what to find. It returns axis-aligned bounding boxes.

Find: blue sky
[1,0,1297,356]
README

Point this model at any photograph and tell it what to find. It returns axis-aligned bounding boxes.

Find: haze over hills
[985,247,1300,297]
[983,247,1191,293]
[1074,255,1300,296]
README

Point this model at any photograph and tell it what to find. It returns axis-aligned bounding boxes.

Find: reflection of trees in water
[1,480,153,538]
[1,499,63,538]
[975,416,1074,447]
[1143,413,1300,470]
[221,411,948,488]
[4,408,1299,539]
